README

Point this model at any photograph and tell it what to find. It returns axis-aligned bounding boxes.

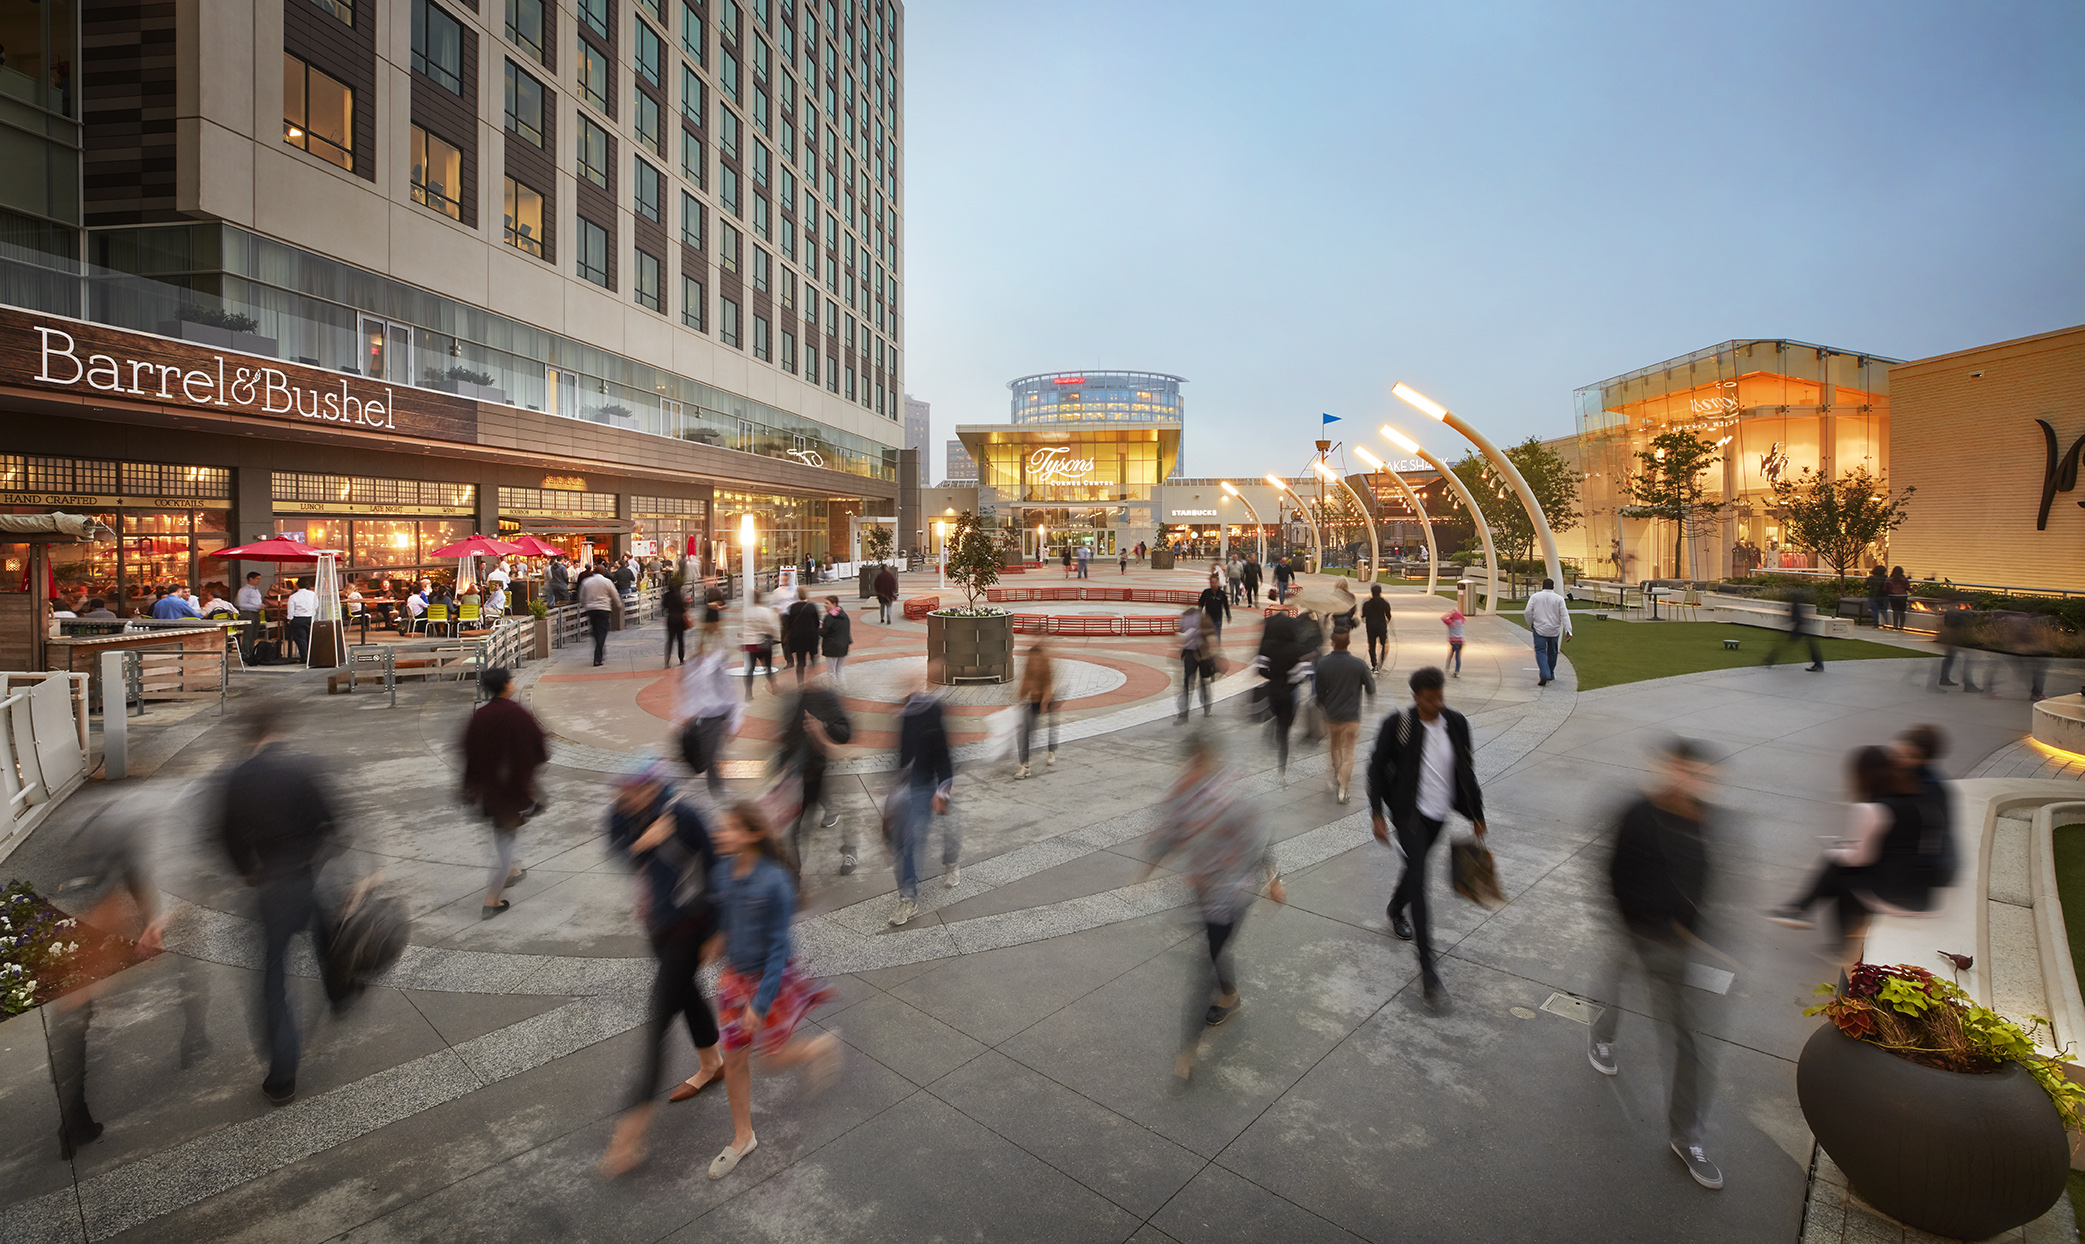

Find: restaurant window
[412,0,465,95]
[411,125,464,219]
[505,61,546,147]
[634,157,662,221]
[578,39,611,114]
[577,0,609,39]
[576,217,610,286]
[504,176,545,256]
[635,90,662,155]
[283,53,354,171]
[635,18,664,85]
[681,190,703,248]
[635,249,663,311]
[681,275,705,329]
[720,297,740,347]
[577,116,610,188]
[506,0,546,63]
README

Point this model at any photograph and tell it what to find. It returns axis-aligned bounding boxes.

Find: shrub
[0,882,132,1017]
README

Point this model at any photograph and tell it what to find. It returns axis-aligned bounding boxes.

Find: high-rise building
[945,438,977,483]
[1008,371,1186,477]
[0,0,905,608]
[904,393,931,460]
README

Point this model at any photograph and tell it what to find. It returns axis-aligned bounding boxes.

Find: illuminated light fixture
[739,513,755,546]
[1264,474,1321,571]
[1375,430,1496,610]
[1219,481,1265,561]
[1263,473,1284,489]
[1715,435,1734,448]
[1379,425,1421,456]
[1353,446,1386,472]
[1220,480,1240,496]
[1313,458,1382,584]
[1391,382,1448,422]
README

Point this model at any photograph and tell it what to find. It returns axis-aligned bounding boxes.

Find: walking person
[1761,587,1825,672]
[819,596,852,684]
[1441,606,1466,676]
[783,588,821,686]
[1272,556,1293,604]
[1525,577,1571,687]
[1933,606,1981,690]
[889,671,956,926]
[1314,630,1375,803]
[663,575,690,667]
[599,766,726,1178]
[740,595,781,698]
[1362,583,1393,670]
[1226,555,1243,603]
[872,562,899,624]
[460,668,547,919]
[1886,566,1911,630]
[547,555,570,607]
[1137,733,1285,1095]
[1367,665,1486,1013]
[1198,573,1232,646]
[1240,556,1260,606]
[1061,543,1073,579]
[705,802,843,1181]
[775,674,853,874]
[1015,639,1058,779]
[1257,602,1308,783]
[1766,745,1939,964]
[1176,603,1215,722]
[1586,737,1726,1190]
[1119,546,1130,574]
[579,565,621,666]
[1864,565,1889,629]
[675,638,743,799]
[217,699,343,1103]
[1076,543,1092,578]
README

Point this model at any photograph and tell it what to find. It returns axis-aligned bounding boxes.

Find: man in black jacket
[1361,584,1394,671]
[1240,556,1261,606]
[890,670,955,926]
[776,677,855,873]
[217,699,342,1104]
[1366,665,1484,1013]
[783,588,823,684]
[1197,574,1232,645]
[1587,737,1724,1191]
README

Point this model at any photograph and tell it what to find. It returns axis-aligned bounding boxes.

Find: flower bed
[0,881,133,1018]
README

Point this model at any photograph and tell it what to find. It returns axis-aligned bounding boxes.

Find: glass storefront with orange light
[1575,339,1897,581]
[959,422,1180,559]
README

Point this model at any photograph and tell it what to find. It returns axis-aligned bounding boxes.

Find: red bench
[1121,616,1178,636]
[903,596,939,620]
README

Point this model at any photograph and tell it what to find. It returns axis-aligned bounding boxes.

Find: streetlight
[936,520,949,589]
[1311,459,1382,591]
[1350,446,1442,597]
[1219,481,1265,564]
[1393,381,1563,587]
[1266,473,1322,573]
[1378,427,1498,613]
[738,512,756,611]
[1036,522,1047,565]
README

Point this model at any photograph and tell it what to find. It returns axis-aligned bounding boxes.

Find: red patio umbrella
[502,534,565,557]
[426,535,525,558]
[208,535,340,560]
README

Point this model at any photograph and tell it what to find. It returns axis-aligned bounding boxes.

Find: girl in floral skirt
[705,801,841,1179]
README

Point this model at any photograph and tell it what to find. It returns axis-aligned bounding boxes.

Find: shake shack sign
[0,308,478,443]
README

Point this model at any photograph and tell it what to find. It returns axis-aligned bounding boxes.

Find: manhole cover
[1539,992,1604,1025]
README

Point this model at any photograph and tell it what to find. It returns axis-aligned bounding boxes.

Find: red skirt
[716,960,834,1055]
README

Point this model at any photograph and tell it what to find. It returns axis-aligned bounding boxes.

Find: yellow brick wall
[1889,325,2085,592]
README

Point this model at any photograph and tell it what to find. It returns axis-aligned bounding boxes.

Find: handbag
[1450,836,1506,908]
[326,873,410,1012]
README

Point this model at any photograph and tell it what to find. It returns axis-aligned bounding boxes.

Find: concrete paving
[0,567,2075,1243]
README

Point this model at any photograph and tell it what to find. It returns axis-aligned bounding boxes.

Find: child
[705,802,841,1180]
[1441,606,1466,676]
[1119,548,1129,574]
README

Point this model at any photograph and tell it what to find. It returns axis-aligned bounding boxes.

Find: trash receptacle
[1457,578,1477,615]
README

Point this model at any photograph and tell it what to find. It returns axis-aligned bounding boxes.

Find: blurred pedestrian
[663,575,690,667]
[1864,565,1888,629]
[1367,665,1485,1014]
[1441,605,1466,676]
[872,562,899,624]
[889,669,956,926]
[1241,555,1262,606]
[460,667,547,919]
[1077,544,1092,578]
[1766,745,1937,963]
[579,566,620,666]
[740,596,781,699]
[819,596,852,684]
[676,637,743,799]
[1226,555,1243,603]
[1313,630,1375,804]
[1258,601,1309,782]
[1586,738,1725,1191]
[1016,640,1057,779]
[1525,577,1570,686]
[783,588,821,686]
[2002,612,2051,700]
[1886,566,1910,630]
[1761,587,1824,672]
[1061,544,1073,579]
[706,802,842,1180]
[1362,583,1393,670]
[1139,733,1285,1095]
[217,699,342,1104]
[1894,723,1958,892]
[1119,546,1129,574]
[701,575,726,641]
[1272,556,1293,604]
[1933,606,1981,692]
[599,766,724,1178]
[775,674,853,873]
[1177,603,1216,722]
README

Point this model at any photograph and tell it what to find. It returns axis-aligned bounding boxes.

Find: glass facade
[1008,370,1186,479]
[713,489,829,572]
[0,453,230,614]
[1575,340,1896,581]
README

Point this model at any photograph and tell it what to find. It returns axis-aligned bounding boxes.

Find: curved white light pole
[1393,382,1563,588]
[1348,448,1437,597]
[1266,474,1322,573]
[1380,426,1499,614]
[1218,481,1267,565]
[1311,459,1382,591]
[738,512,756,612]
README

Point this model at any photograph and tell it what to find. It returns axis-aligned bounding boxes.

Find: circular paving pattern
[837,654,1127,706]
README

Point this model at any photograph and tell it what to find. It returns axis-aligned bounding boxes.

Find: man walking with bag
[1366,666,1485,1014]
[460,668,548,919]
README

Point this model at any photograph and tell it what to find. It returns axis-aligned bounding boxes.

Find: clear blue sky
[900,0,2085,480]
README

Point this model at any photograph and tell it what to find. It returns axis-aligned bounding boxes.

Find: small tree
[862,522,894,564]
[943,510,1001,611]
[1621,431,1725,579]
[1771,466,1915,579]
[1440,438,1582,567]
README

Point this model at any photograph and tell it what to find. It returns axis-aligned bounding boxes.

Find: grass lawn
[1488,616,1934,691]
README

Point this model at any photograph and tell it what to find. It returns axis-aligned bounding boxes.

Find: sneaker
[1588,1038,1618,1076]
[944,865,961,889]
[1015,764,1030,779]
[888,898,918,927]
[1046,752,1056,767]
[820,809,839,829]
[262,1079,296,1105]
[1806,663,1824,672]
[839,852,857,876]
[1205,997,1241,1027]
[1671,1141,1724,1189]
[1765,904,1815,930]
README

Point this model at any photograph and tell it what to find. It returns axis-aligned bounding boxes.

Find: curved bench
[902,596,939,620]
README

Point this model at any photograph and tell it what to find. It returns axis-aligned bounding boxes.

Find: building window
[781,330,795,373]
[680,128,704,186]
[310,0,354,27]
[719,165,739,215]
[681,1,704,63]
[719,221,739,271]
[635,249,663,311]
[681,275,705,329]
[720,0,739,42]
[576,216,610,286]
[578,0,609,39]
[504,176,544,256]
[506,0,546,63]
[721,50,740,101]
[505,61,546,146]
[634,158,662,221]
[578,40,610,113]
[719,107,739,158]
[804,347,817,384]
[635,92,662,154]
[412,0,464,95]
[410,125,463,218]
[681,65,705,122]
[577,116,610,188]
[826,354,838,392]
[753,315,770,361]
[283,53,354,171]
[751,245,769,292]
[635,19,663,85]
[752,193,768,238]
[781,267,794,309]
[681,190,703,248]
[720,298,740,347]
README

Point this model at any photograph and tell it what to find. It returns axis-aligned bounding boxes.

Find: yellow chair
[1676,586,1702,622]
[457,598,483,631]
[424,602,451,638]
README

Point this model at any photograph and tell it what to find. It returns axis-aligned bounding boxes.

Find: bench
[903,596,940,620]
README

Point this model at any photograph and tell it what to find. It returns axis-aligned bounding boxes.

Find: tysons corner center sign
[0,308,478,443]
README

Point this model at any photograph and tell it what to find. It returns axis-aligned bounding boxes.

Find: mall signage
[1027,445,1099,484]
[0,307,479,444]
[2035,418,2085,531]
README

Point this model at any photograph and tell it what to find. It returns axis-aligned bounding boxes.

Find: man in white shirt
[285,578,318,662]
[486,560,511,589]
[1524,577,1572,688]
[235,571,265,661]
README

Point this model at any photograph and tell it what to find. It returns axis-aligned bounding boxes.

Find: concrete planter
[926,610,1013,685]
[428,378,512,404]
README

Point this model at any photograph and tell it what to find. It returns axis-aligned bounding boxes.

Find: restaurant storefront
[1,454,233,615]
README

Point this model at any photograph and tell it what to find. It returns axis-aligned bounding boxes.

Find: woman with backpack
[1767,745,1935,962]
[600,764,725,1177]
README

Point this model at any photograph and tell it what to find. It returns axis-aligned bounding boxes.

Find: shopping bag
[1449,836,1506,908]
[982,705,1023,762]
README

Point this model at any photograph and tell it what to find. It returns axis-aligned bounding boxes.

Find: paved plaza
[1,567,2076,1243]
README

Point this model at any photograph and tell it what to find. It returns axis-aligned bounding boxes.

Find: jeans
[257,870,331,1092]
[587,609,612,664]
[488,823,520,897]
[1868,595,1887,627]
[1229,580,1242,604]
[630,917,719,1109]
[1178,651,1212,717]
[1327,719,1360,792]
[1366,626,1388,668]
[1447,639,1463,674]
[1183,916,1243,1050]
[1533,633,1560,681]
[1077,559,1089,578]
[892,777,959,899]
[1936,643,1979,690]
[1388,815,1446,987]
[743,643,775,699]
[1591,933,1711,1146]
[1018,700,1056,765]
[788,753,849,866]
[877,599,892,623]
[1888,594,1909,629]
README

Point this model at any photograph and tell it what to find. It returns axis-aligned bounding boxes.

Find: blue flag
[1322,413,1341,425]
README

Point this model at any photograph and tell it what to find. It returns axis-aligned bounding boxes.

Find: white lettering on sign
[785,447,826,468]
[1027,445,1098,484]
[1170,509,1218,517]
[33,324,396,431]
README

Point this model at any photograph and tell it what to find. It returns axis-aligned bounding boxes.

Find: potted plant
[1797,962,2080,1240]
[926,511,1012,685]
[859,523,894,599]
[528,596,551,660]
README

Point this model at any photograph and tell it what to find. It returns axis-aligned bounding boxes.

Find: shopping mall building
[0,0,906,614]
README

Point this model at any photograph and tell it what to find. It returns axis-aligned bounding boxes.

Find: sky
[898,0,2085,481]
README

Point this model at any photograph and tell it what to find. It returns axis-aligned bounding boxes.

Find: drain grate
[1539,992,1605,1025]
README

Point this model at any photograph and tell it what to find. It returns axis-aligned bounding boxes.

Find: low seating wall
[985,586,1200,606]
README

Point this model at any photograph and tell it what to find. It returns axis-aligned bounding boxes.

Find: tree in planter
[1770,465,1914,579]
[1442,437,1582,567]
[943,511,1002,612]
[1620,431,1724,579]
[862,523,894,565]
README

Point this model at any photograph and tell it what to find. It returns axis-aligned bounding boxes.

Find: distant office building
[905,394,932,461]
[1008,371,1186,478]
[946,439,978,483]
